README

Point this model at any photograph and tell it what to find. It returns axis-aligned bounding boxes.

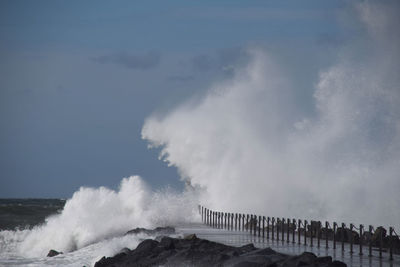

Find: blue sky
[0,0,350,197]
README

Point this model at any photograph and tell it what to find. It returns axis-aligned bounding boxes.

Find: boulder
[47,249,62,257]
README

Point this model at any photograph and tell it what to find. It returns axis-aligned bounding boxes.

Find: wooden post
[298,219,301,244]
[292,219,296,243]
[287,218,290,243]
[369,225,372,257]
[341,223,345,252]
[389,227,393,261]
[231,213,234,231]
[379,227,383,259]
[263,216,265,238]
[276,218,280,241]
[359,224,363,256]
[281,218,284,241]
[350,223,354,254]
[325,221,329,249]
[267,217,270,239]
[304,220,308,246]
[333,222,337,250]
[272,217,275,240]
[258,216,261,237]
[310,221,313,247]
[317,221,321,248]
[235,213,237,231]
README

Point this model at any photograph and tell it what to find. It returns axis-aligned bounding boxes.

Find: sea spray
[142,1,400,228]
[0,176,199,265]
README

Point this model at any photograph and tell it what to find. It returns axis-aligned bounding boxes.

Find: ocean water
[0,176,199,267]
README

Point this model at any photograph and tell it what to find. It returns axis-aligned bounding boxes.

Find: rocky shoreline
[94,227,347,267]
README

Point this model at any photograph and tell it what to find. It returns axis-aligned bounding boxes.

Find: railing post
[231,213,234,231]
[304,220,307,246]
[267,217,270,239]
[258,216,261,237]
[281,218,284,241]
[310,221,313,247]
[369,225,372,257]
[263,216,265,238]
[333,222,337,249]
[379,227,383,259]
[298,219,301,244]
[250,215,253,234]
[389,227,393,261]
[350,223,353,254]
[272,217,275,240]
[292,219,296,243]
[317,221,321,248]
[359,224,363,256]
[341,223,345,252]
[235,213,237,231]
[242,214,245,231]
[287,218,290,243]
[253,215,257,236]
[246,214,249,232]
[325,221,329,249]
[277,218,280,241]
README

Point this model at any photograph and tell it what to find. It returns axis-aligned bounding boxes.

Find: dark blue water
[0,199,65,230]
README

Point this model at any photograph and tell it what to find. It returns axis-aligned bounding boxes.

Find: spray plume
[142,1,400,228]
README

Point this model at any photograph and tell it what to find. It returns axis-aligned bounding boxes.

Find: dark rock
[125,226,175,236]
[47,249,63,257]
[94,235,347,267]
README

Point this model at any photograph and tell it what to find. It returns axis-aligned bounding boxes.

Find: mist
[142,1,400,228]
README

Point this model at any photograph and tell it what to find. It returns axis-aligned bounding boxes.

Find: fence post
[231,213,234,231]
[379,227,383,259]
[359,224,363,256]
[325,221,329,249]
[317,221,321,248]
[333,222,337,249]
[235,213,237,231]
[246,214,249,232]
[304,220,308,246]
[298,219,301,244]
[281,218,285,241]
[287,218,290,243]
[267,217,270,239]
[263,216,265,238]
[277,218,280,241]
[341,223,345,252]
[272,217,275,240]
[389,227,393,261]
[369,225,372,257]
[310,221,313,247]
[242,214,245,231]
[350,223,353,254]
[258,216,261,237]
[253,215,257,236]
[292,219,296,243]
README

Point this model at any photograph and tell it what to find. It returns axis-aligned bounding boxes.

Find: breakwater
[199,205,400,261]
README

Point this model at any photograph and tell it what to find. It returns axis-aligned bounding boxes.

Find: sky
[0,0,354,198]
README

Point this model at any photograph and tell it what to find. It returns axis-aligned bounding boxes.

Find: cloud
[191,54,214,72]
[90,51,161,70]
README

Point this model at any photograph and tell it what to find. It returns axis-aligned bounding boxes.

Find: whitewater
[1,1,399,266]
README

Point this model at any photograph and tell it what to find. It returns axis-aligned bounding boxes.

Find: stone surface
[94,235,347,267]
[47,249,62,257]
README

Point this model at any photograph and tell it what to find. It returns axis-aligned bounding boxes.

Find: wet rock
[94,235,347,267]
[125,226,175,236]
[47,249,63,257]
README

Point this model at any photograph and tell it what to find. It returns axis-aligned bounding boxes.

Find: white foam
[142,1,400,229]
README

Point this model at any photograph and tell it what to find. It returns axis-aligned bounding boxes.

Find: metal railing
[198,205,399,261]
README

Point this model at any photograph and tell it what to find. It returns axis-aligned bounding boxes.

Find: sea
[0,176,198,267]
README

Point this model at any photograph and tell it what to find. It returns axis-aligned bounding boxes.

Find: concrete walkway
[176,223,400,267]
